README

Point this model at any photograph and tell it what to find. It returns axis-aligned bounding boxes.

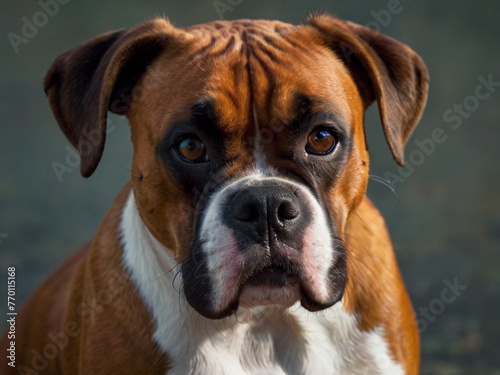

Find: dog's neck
[120,191,403,375]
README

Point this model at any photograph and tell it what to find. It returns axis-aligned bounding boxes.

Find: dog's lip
[244,266,300,288]
[237,265,302,309]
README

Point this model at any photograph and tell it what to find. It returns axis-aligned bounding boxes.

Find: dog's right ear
[306,14,429,166]
[44,19,184,177]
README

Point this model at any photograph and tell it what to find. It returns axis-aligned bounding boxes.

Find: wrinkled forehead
[201,20,353,125]
[136,19,358,135]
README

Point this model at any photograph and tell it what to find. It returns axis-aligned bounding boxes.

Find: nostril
[277,200,300,221]
[232,202,259,222]
[228,186,301,227]
[230,191,262,222]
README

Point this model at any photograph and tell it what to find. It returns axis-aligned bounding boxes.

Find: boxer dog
[1,13,428,375]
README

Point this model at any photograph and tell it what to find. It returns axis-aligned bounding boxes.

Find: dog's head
[44,15,428,319]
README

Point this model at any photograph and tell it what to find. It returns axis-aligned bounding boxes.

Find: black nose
[228,185,302,241]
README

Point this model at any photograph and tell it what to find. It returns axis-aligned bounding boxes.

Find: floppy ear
[307,14,429,165]
[44,19,183,177]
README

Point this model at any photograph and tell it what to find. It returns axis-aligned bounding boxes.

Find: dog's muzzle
[181,176,347,319]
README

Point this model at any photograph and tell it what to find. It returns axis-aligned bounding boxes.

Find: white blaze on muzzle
[196,173,340,313]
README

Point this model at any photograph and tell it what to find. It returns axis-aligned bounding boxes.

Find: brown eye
[177,137,209,163]
[306,128,337,155]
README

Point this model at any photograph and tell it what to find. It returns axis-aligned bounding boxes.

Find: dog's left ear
[307,14,429,166]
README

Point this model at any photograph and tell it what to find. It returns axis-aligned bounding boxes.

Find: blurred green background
[1,0,498,373]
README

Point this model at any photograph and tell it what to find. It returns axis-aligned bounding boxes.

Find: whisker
[172,268,184,293]
[369,174,400,201]
[154,257,190,281]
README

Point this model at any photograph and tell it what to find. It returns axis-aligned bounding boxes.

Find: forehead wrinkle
[184,23,297,124]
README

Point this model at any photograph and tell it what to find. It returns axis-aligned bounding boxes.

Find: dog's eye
[305,127,337,155]
[176,137,209,163]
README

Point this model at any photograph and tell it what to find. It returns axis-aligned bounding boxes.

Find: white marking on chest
[120,191,404,375]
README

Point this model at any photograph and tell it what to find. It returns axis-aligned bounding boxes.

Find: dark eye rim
[174,135,210,164]
[305,125,340,156]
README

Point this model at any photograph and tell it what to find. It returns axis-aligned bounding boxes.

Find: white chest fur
[120,191,404,375]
